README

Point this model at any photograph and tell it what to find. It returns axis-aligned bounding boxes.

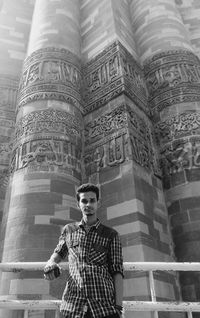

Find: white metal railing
[0,262,200,318]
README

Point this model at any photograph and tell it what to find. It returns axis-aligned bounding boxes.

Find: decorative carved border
[155,111,200,145]
[82,41,148,115]
[0,168,9,192]
[15,108,82,144]
[10,137,82,178]
[144,50,200,116]
[16,42,149,116]
[17,47,83,113]
[84,104,160,176]
[0,76,19,110]
[10,108,83,177]
[0,142,13,165]
[23,47,82,70]
[160,136,200,175]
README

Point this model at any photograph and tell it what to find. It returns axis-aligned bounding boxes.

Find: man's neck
[83,215,97,226]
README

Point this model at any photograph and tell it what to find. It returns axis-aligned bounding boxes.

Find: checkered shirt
[54,218,124,318]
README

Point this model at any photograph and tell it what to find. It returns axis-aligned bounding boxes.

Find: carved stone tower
[0,0,200,318]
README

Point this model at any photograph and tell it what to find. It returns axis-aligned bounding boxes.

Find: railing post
[24,310,29,318]
[55,309,60,318]
[187,311,193,318]
[149,270,159,318]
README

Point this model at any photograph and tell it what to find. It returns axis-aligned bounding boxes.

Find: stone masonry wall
[1,1,200,318]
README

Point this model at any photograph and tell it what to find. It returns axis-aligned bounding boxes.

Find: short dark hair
[76,183,100,202]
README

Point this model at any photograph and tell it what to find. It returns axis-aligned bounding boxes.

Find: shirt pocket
[88,243,107,265]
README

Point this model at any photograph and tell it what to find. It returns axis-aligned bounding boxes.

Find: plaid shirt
[54,218,124,318]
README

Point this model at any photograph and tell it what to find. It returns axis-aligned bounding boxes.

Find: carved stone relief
[160,137,200,175]
[17,47,83,113]
[154,111,200,176]
[10,138,82,178]
[0,168,9,192]
[15,108,82,143]
[0,118,15,130]
[84,133,128,176]
[144,50,200,116]
[0,142,13,164]
[16,42,149,116]
[0,76,18,110]
[155,111,200,146]
[84,104,129,146]
[82,41,148,115]
[84,104,159,176]
[0,77,18,191]
[11,109,83,178]
[127,106,160,175]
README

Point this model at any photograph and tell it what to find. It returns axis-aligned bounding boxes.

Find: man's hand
[116,309,123,318]
[43,261,61,280]
[115,305,124,318]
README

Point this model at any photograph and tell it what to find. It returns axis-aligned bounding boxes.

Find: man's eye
[81,199,88,204]
[90,199,96,203]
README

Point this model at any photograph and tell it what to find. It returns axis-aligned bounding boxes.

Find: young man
[44,183,124,318]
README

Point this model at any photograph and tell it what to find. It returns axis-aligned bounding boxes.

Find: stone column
[81,2,178,318]
[175,0,200,58]
[0,0,34,253]
[0,2,35,317]
[0,1,83,318]
[131,0,200,302]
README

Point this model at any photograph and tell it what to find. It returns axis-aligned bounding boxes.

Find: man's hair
[76,183,100,202]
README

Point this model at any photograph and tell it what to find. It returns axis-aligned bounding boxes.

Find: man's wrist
[115,304,123,313]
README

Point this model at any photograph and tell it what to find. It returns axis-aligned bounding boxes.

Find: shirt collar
[78,218,101,230]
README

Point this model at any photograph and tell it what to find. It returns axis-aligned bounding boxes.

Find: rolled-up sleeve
[108,232,124,277]
[54,225,68,259]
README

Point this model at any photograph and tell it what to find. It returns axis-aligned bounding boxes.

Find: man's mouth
[84,209,92,212]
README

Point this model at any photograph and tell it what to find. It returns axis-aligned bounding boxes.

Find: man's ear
[97,199,101,208]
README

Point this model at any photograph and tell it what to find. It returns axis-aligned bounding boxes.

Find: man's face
[78,191,98,217]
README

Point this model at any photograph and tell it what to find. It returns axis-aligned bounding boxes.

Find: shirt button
[83,305,88,312]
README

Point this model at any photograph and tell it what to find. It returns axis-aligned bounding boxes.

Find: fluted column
[81,2,179,318]
[0,1,82,318]
[130,0,192,63]
[81,0,138,61]
[131,0,200,301]
[0,0,34,255]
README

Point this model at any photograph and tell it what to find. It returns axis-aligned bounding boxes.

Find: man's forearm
[48,252,62,264]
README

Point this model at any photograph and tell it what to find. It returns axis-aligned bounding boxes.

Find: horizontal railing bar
[1,262,200,272]
[123,301,200,312]
[0,262,54,272]
[0,299,60,310]
[1,300,200,312]
[123,262,200,271]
